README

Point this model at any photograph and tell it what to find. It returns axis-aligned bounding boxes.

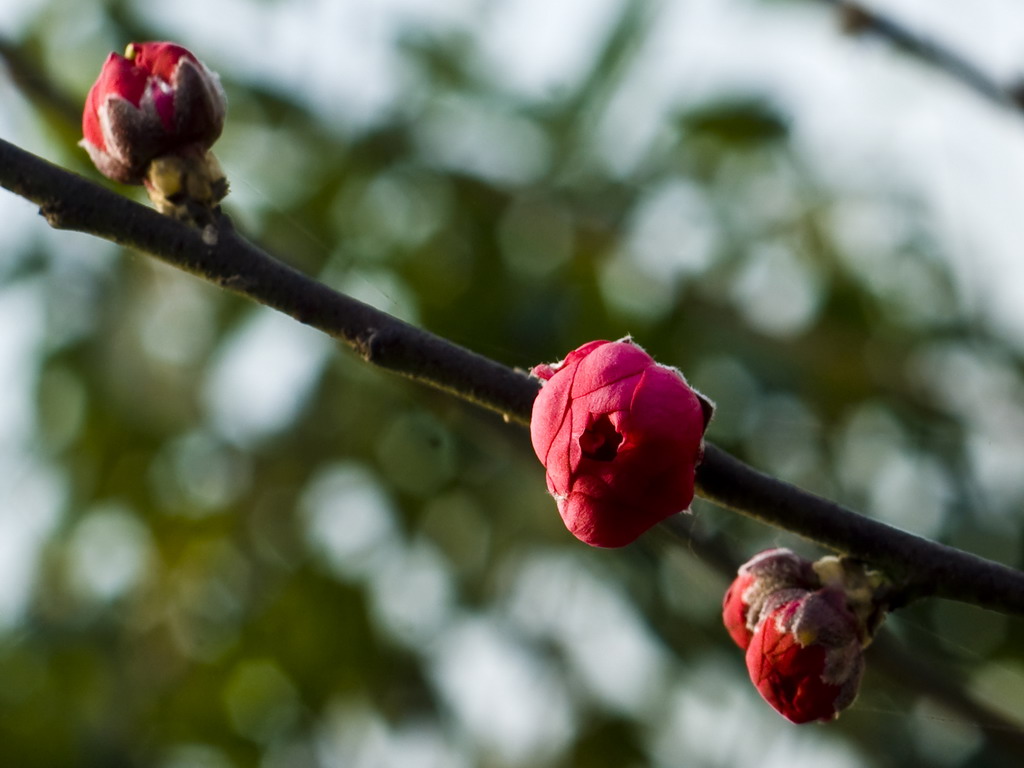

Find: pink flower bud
[745,588,864,724]
[529,338,713,547]
[81,42,226,184]
[722,548,819,650]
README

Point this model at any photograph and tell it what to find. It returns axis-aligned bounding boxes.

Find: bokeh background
[3,0,1024,765]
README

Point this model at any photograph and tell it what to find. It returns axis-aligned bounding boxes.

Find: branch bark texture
[2,136,1024,616]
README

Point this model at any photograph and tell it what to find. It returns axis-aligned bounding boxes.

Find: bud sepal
[723,548,890,723]
[81,41,228,224]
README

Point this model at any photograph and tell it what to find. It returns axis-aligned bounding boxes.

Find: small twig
[826,0,1024,112]
[2,136,1023,617]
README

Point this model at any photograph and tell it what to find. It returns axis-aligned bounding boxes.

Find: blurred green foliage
[2,1,1024,767]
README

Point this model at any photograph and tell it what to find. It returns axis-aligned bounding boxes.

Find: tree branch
[2,136,1023,616]
[826,0,1024,113]
[0,137,537,421]
[697,446,1024,611]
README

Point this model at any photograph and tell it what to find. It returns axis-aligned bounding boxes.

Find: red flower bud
[722,548,819,650]
[530,338,713,547]
[81,42,226,184]
[745,588,864,724]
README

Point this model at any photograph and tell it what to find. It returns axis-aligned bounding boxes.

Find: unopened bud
[81,42,228,223]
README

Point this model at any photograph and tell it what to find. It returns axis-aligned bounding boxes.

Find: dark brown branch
[698,446,1024,612]
[2,136,1024,617]
[0,137,537,421]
